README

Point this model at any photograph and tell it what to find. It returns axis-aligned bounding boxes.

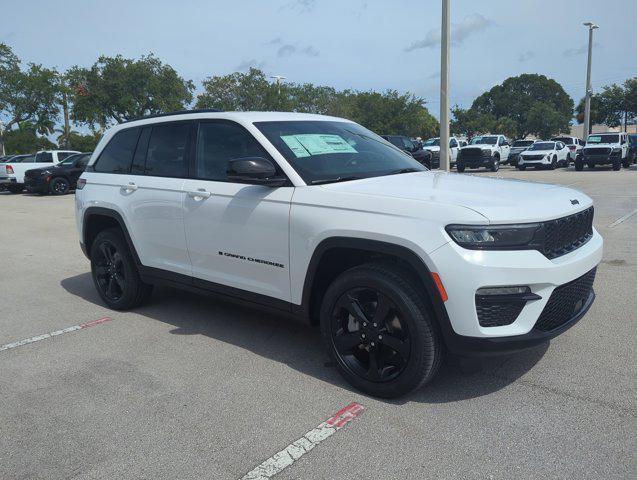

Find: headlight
[445,223,543,250]
[41,170,52,175]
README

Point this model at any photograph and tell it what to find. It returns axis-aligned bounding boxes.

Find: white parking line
[241,402,365,480]
[609,208,637,228]
[0,317,112,353]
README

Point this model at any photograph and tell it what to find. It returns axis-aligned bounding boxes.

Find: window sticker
[281,134,358,158]
[587,136,601,143]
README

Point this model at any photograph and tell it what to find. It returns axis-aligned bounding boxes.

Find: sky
[2,0,636,119]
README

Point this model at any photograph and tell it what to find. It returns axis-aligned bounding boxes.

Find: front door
[183,120,293,303]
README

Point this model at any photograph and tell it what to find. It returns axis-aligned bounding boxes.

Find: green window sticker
[281,134,357,158]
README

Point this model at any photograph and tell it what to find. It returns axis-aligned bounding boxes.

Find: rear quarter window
[94,128,141,174]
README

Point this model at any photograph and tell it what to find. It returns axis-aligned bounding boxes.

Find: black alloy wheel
[94,239,127,302]
[50,177,70,195]
[330,288,411,383]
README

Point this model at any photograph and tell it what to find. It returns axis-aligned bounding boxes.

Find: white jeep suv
[75,111,603,398]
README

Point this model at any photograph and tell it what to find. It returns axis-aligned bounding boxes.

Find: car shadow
[61,272,548,405]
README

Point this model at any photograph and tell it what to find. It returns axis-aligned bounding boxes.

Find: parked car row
[0,150,91,195]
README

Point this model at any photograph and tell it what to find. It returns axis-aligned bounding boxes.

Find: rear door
[182,120,293,302]
[92,123,191,276]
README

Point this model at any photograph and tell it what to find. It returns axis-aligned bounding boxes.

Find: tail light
[6,165,14,174]
[76,178,87,190]
[568,145,576,150]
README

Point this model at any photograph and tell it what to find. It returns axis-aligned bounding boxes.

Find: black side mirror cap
[227,157,287,187]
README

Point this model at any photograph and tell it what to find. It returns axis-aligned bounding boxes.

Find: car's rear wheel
[6,185,23,194]
[457,164,465,173]
[320,262,442,398]
[49,177,70,195]
[517,165,526,171]
[575,159,584,171]
[90,228,153,310]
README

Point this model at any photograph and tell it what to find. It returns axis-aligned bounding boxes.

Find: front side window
[57,152,72,161]
[450,139,458,148]
[144,123,189,177]
[255,120,426,184]
[20,155,37,163]
[95,128,140,173]
[196,121,273,182]
[59,154,82,166]
[423,138,440,146]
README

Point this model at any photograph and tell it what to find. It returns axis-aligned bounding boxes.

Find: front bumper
[24,176,48,193]
[457,153,493,167]
[582,153,620,165]
[429,229,603,355]
[519,156,550,166]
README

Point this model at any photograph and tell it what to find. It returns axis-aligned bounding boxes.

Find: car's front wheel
[49,177,70,195]
[456,164,465,172]
[320,262,442,398]
[517,165,526,171]
[490,155,500,172]
[90,228,153,310]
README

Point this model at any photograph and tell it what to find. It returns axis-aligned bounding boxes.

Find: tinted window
[76,154,92,168]
[387,136,403,148]
[57,152,72,161]
[22,155,37,163]
[450,139,458,148]
[552,137,574,144]
[255,120,425,184]
[402,138,414,149]
[513,140,534,147]
[144,123,189,177]
[95,128,140,173]
[131,127,151,174]
[35,152,53,163]
[196,122,271,181]
[529,142,556,150]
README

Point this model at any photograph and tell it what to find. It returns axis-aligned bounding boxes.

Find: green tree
[525,103,567,139]
[575,95,604,128]
[0,43,60,155]
[64,131,101,152]
[68,54,194,129]
[196,68,280,111]
[471,74,573,138]
[451,107,497,138]
[3,121,57,154]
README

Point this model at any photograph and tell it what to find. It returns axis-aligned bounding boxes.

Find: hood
[320,171,592,223]
[422,145,440,152]
[521,149,551,154]
[510,146,530,152]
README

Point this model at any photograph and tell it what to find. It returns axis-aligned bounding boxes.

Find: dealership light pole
[583,22,598,138]
[439,0,451,171]
[270,75,286,97]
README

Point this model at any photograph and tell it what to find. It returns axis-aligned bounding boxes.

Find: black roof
[122,108,222,124]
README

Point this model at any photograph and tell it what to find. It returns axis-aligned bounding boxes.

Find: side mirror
[227,157,286,187]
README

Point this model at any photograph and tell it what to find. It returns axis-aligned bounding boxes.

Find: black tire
[517,165,526,171]
[587,162,595,169]
[6,185,23,194]
[548,155,557,170]
[49,177,70,195]
[622,159,631,168]
[90,228,153,310]
[490,155,500,172]
[456,164,465,173]
[575,160,584,171]
[612,159,621,171]
[320,262,442,398]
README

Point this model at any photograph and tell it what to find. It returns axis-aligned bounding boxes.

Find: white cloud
[236,59,267,72]
[405,13,491,52]
[518,50,535,62]
[563,42,599,57]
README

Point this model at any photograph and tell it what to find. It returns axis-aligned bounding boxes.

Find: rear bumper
[0,176,17,185]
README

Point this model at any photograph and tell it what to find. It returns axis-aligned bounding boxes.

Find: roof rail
[122,108,222,123]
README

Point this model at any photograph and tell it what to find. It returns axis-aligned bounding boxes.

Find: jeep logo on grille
[570,199,579,205]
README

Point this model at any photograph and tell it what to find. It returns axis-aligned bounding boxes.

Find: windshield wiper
[310,176,361,185]
[387,167,423,175]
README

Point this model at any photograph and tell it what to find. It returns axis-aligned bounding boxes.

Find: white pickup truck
[0,150,79,193]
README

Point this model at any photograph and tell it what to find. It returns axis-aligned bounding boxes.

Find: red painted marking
[326,402,365,428]
[79,317,112,329]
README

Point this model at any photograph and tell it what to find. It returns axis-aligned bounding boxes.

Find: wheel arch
[296,237,455,345]
[82,207,141,265]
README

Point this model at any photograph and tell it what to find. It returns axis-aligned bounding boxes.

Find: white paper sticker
[281,134,357,158]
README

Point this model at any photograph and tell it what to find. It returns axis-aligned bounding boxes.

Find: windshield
[529,142,555,151]
[470,136,498,145]
[423,138,440,146]
[255,120,426,184]
[587,134,619,144]
[551,137,573,144]
[512,140,534,147]
[59,153,83,166]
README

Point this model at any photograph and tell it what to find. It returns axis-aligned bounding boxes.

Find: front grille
[459,148,487,158]
[542,207,594,259]
[522,154,544,160]
[476,301,525,327]
[534,268,596,331]
[584,147,610,155]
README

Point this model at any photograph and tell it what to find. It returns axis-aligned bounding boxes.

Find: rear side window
[143,123,189,178]
[57,152,72,161]
[195,121,271,181]
[95,128,140,174]
[35,152,53,163]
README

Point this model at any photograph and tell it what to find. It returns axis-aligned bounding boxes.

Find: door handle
[187,188,212,200]
[121,182,138,193]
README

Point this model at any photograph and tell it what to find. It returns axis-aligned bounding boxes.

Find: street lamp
[582,22,599,138]
[270,75,286,97]
[439,0,451,172]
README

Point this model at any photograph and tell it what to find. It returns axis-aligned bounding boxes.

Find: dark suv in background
[381,135,436,168]
[24,152,92,195]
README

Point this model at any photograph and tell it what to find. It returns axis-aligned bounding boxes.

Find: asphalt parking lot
[1,166,635,479]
